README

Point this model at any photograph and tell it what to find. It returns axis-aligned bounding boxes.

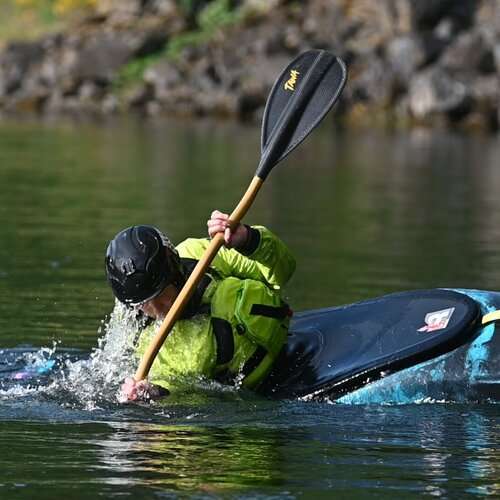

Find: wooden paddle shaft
[134,176,264,381]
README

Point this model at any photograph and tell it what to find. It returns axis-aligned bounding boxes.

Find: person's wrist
[238,225,260,255]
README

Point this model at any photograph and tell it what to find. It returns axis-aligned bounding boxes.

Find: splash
[0,301,144,410]
[53,301,146,409]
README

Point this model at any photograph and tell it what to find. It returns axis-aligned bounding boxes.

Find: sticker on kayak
[418,307,455,333]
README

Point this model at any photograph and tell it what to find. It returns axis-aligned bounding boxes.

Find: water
[0,116,499,498]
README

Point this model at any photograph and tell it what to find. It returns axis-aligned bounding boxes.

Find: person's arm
[178,211,296,288]
[121,317,217,401]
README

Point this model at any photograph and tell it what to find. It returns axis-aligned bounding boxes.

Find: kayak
[259,288,500,402]
[2,288,498,404]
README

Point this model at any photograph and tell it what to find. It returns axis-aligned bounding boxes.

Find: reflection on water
[0,405,498,497]
[94,422,285,492]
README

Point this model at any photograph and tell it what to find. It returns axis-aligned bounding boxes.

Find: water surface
[0,116,499,498]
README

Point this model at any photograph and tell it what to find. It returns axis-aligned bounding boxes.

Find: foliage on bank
[114,0,245,91]
[0,0,498,132]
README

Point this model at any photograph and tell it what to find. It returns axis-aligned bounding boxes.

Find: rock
[149,0,179,17]
[343,0,413,55]
[408,67,470,121]
[476,1,500,41]
[476,0,500,74]
[236,54,290,117]
[44,89,65,113]
[144,60,183,101]
[283,25,303,51]
[126,83,155,108]
[78,81,105,101]
[197,90,238,116]
[495,44,500,74]
[440,30,495,75]
[470,75,499,109]
[70,34,132,84]
[409,0,476,31]
[433,18,455,43]
[4,91,47,113]
[96,0,143,24]
[146,99,162,116]
[61,29,168,88]
[101,94,119,114]
[237,82,265,117]
[349,56,396,107]
[0,41,45,96]
[0,0,497,130]
[241,0,282,18]
[131,29,170,58]
[386,36,425,84]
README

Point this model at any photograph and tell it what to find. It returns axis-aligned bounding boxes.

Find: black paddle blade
[257,50,347,180]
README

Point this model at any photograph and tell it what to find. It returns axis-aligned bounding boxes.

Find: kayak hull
[260,289,500,402]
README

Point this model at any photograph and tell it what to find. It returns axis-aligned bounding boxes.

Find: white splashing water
[2,303,250,411]
[1,301,144,410]
[54,301,145,409]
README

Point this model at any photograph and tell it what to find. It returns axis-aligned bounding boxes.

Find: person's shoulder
[176,237,210,259]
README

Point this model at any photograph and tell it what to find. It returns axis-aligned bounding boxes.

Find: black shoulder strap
[211,318,234,365]
[250,303,292,319]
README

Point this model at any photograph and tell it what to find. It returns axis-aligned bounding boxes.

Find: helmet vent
[121,258,136,276]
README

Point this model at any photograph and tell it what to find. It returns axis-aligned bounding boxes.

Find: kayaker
[105,210,296,401]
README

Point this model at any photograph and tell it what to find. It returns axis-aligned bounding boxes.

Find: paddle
[134,49,347,382]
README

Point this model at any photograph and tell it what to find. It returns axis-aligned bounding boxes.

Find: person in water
[105,210,295,401]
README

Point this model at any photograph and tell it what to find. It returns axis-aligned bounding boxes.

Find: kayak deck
[261,289,484,399]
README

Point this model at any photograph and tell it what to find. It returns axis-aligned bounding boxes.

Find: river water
[0,117,498,498]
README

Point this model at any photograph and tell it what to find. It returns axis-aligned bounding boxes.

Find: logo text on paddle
[284,70,300,91]
[418,307,455,333]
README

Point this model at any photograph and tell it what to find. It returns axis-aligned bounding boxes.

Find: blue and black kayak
[2,288,498,403]
[259,288,499,402]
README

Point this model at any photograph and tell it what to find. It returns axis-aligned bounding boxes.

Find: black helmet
[105,225,183,305]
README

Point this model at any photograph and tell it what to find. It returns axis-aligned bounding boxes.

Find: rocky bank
[0,0,498,131]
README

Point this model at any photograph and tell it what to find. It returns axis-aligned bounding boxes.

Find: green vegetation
[114,0,244,92]
[0,0,245,94]
[0,0,96,44]
[168,0,244,56]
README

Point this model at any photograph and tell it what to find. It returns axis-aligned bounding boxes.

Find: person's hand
[207,210,249,249]
[119,377,166,402]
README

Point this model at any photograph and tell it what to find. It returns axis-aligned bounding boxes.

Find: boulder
[144,59,184,101]
[300,0,345,52]
[96,0,144,25]
[476,0,500,74]
[495,44,500,74]
[470,75,499,108]
[440,30,495,75]
[386,35,425,85]
[0,41,45,96]
[56,29,168,90]
[408,67,470,121]
[349,56,396,107]
[409,0,476,31]
[343,0,413,56]
[66,34,132,85]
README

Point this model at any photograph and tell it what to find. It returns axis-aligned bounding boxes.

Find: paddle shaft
[134,176,264,381]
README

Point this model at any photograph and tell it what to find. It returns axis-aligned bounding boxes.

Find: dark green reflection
[1,404,498,498]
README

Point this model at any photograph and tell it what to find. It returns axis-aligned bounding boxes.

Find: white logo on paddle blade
[417,307,455,333]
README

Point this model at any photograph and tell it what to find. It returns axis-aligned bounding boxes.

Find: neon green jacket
[135,226,296,392]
